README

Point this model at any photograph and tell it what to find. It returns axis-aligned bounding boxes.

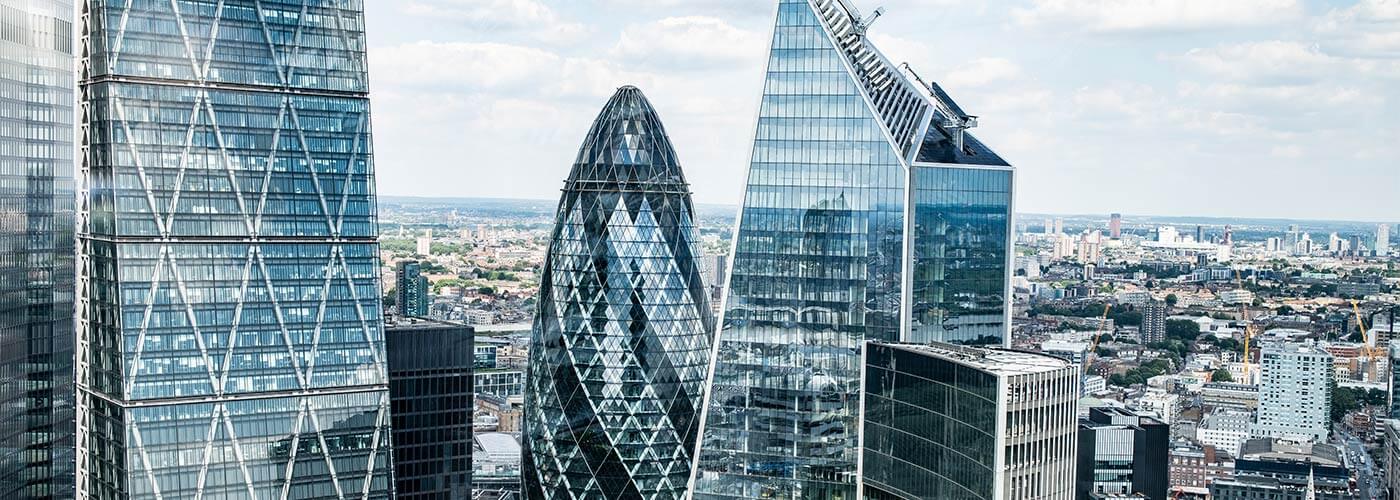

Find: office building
[1378,224,1391,257]
[1252,344,1333,443]
[1202,382,1260,411]
[475,370,523,398]
[417,230,432,256]
[1167,441,1209,494]
[475,433,522,499]
[1046,217,1056,236]
[863,342,1079,499]
[1056,217,1065,235]
[1386,421,1400,498]
[1391,343,1400,418]
[386,318,474,499]
[0,1,75,497]
[1110,213,1122,239]
[1141,300,1167,344]
[1196,409,1252,457]
[692,0,1018,496]
[522,86,715,499]
[1075,407,1169,500]
[76,1,391,497]
[1219,289,1254,305]
[396,260,431,317]
[1210,438,1360,499]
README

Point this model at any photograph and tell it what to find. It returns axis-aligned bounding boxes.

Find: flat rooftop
[875,341,1071,376]
[386,316,473,331]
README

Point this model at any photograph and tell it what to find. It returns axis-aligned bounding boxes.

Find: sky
[363,0,1400,222]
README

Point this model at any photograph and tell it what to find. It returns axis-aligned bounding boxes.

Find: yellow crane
[1352,300,1384,381]
[1235,269,1255,382]
[1083,304,1112,376]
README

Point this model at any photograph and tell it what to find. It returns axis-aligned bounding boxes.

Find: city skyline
[365,0,1399,221]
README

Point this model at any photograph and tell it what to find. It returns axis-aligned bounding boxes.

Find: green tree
[1211,369,1234,383]
[1332,384,1359,422]
[1166,320,1201,342]
[1166,294,1179,307]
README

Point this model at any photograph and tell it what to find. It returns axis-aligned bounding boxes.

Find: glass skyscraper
[76,1,390,498]
[0,1,75,498]
[523,86,714,499]
[385,318,474,499]
[691,0,1014,497]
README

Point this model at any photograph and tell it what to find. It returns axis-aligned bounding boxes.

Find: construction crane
[1083,304,1112,376]
[1351,300,1385,381]
[1234,269,1256,382]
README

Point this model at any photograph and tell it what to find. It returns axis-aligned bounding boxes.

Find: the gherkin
[523,86,715,499]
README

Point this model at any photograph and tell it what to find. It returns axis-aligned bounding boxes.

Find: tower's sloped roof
[568,86,686,191]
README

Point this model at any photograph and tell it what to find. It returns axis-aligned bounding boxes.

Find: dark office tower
[1196,225,1204,243]
[1110,213,1122,239]
[862,342,1080,499]
[691,0,1014,497]
[522,86,714,500]
[396,260,430,317]
[1075,407,1170,500]
[76,1,391,498]
[386,318,474,499]
[0,1,75,498]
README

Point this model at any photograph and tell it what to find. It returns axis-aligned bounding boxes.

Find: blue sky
[363,0,1399,222]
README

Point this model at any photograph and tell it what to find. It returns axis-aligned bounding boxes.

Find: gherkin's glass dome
[523,86,715,500]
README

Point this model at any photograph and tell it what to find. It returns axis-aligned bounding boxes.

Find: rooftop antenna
[900,63,979,151]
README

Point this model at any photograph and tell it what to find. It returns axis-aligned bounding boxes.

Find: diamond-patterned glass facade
[691,1,1015,498]
[523,86,715,500]
[0,1,76,498]
[76,1,390,498]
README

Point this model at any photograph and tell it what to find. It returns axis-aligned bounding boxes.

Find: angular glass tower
[523,86,715,499]
[691,0,1014,498]
[0,1,75,498]
[76,1,391,498]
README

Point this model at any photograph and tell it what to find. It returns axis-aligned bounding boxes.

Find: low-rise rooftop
[875,341,1071,376]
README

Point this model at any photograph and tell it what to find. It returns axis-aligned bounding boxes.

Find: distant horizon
[366,1,1398,222]
[377,194,1396,226]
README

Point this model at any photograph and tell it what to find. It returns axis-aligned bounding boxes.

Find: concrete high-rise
[690,0,1017,496]
[863,342,1079,499]
[1142,300,1167,344]
[0,1,75,497]
[1251,344,1333,443]
[1378,223,1391,257]
[1110,213,1122,239]
[396,260,431,317]
[522,86,715,499]
[76,1,392,497]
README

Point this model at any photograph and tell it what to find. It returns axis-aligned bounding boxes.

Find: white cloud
[1013,0,1303,33]
[371,41,656,100]
[944,58,1023,88]
[1178,41,1343,84]
[1315,0,1400,59]
[611,17,766,69]
[401,0,587,43]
